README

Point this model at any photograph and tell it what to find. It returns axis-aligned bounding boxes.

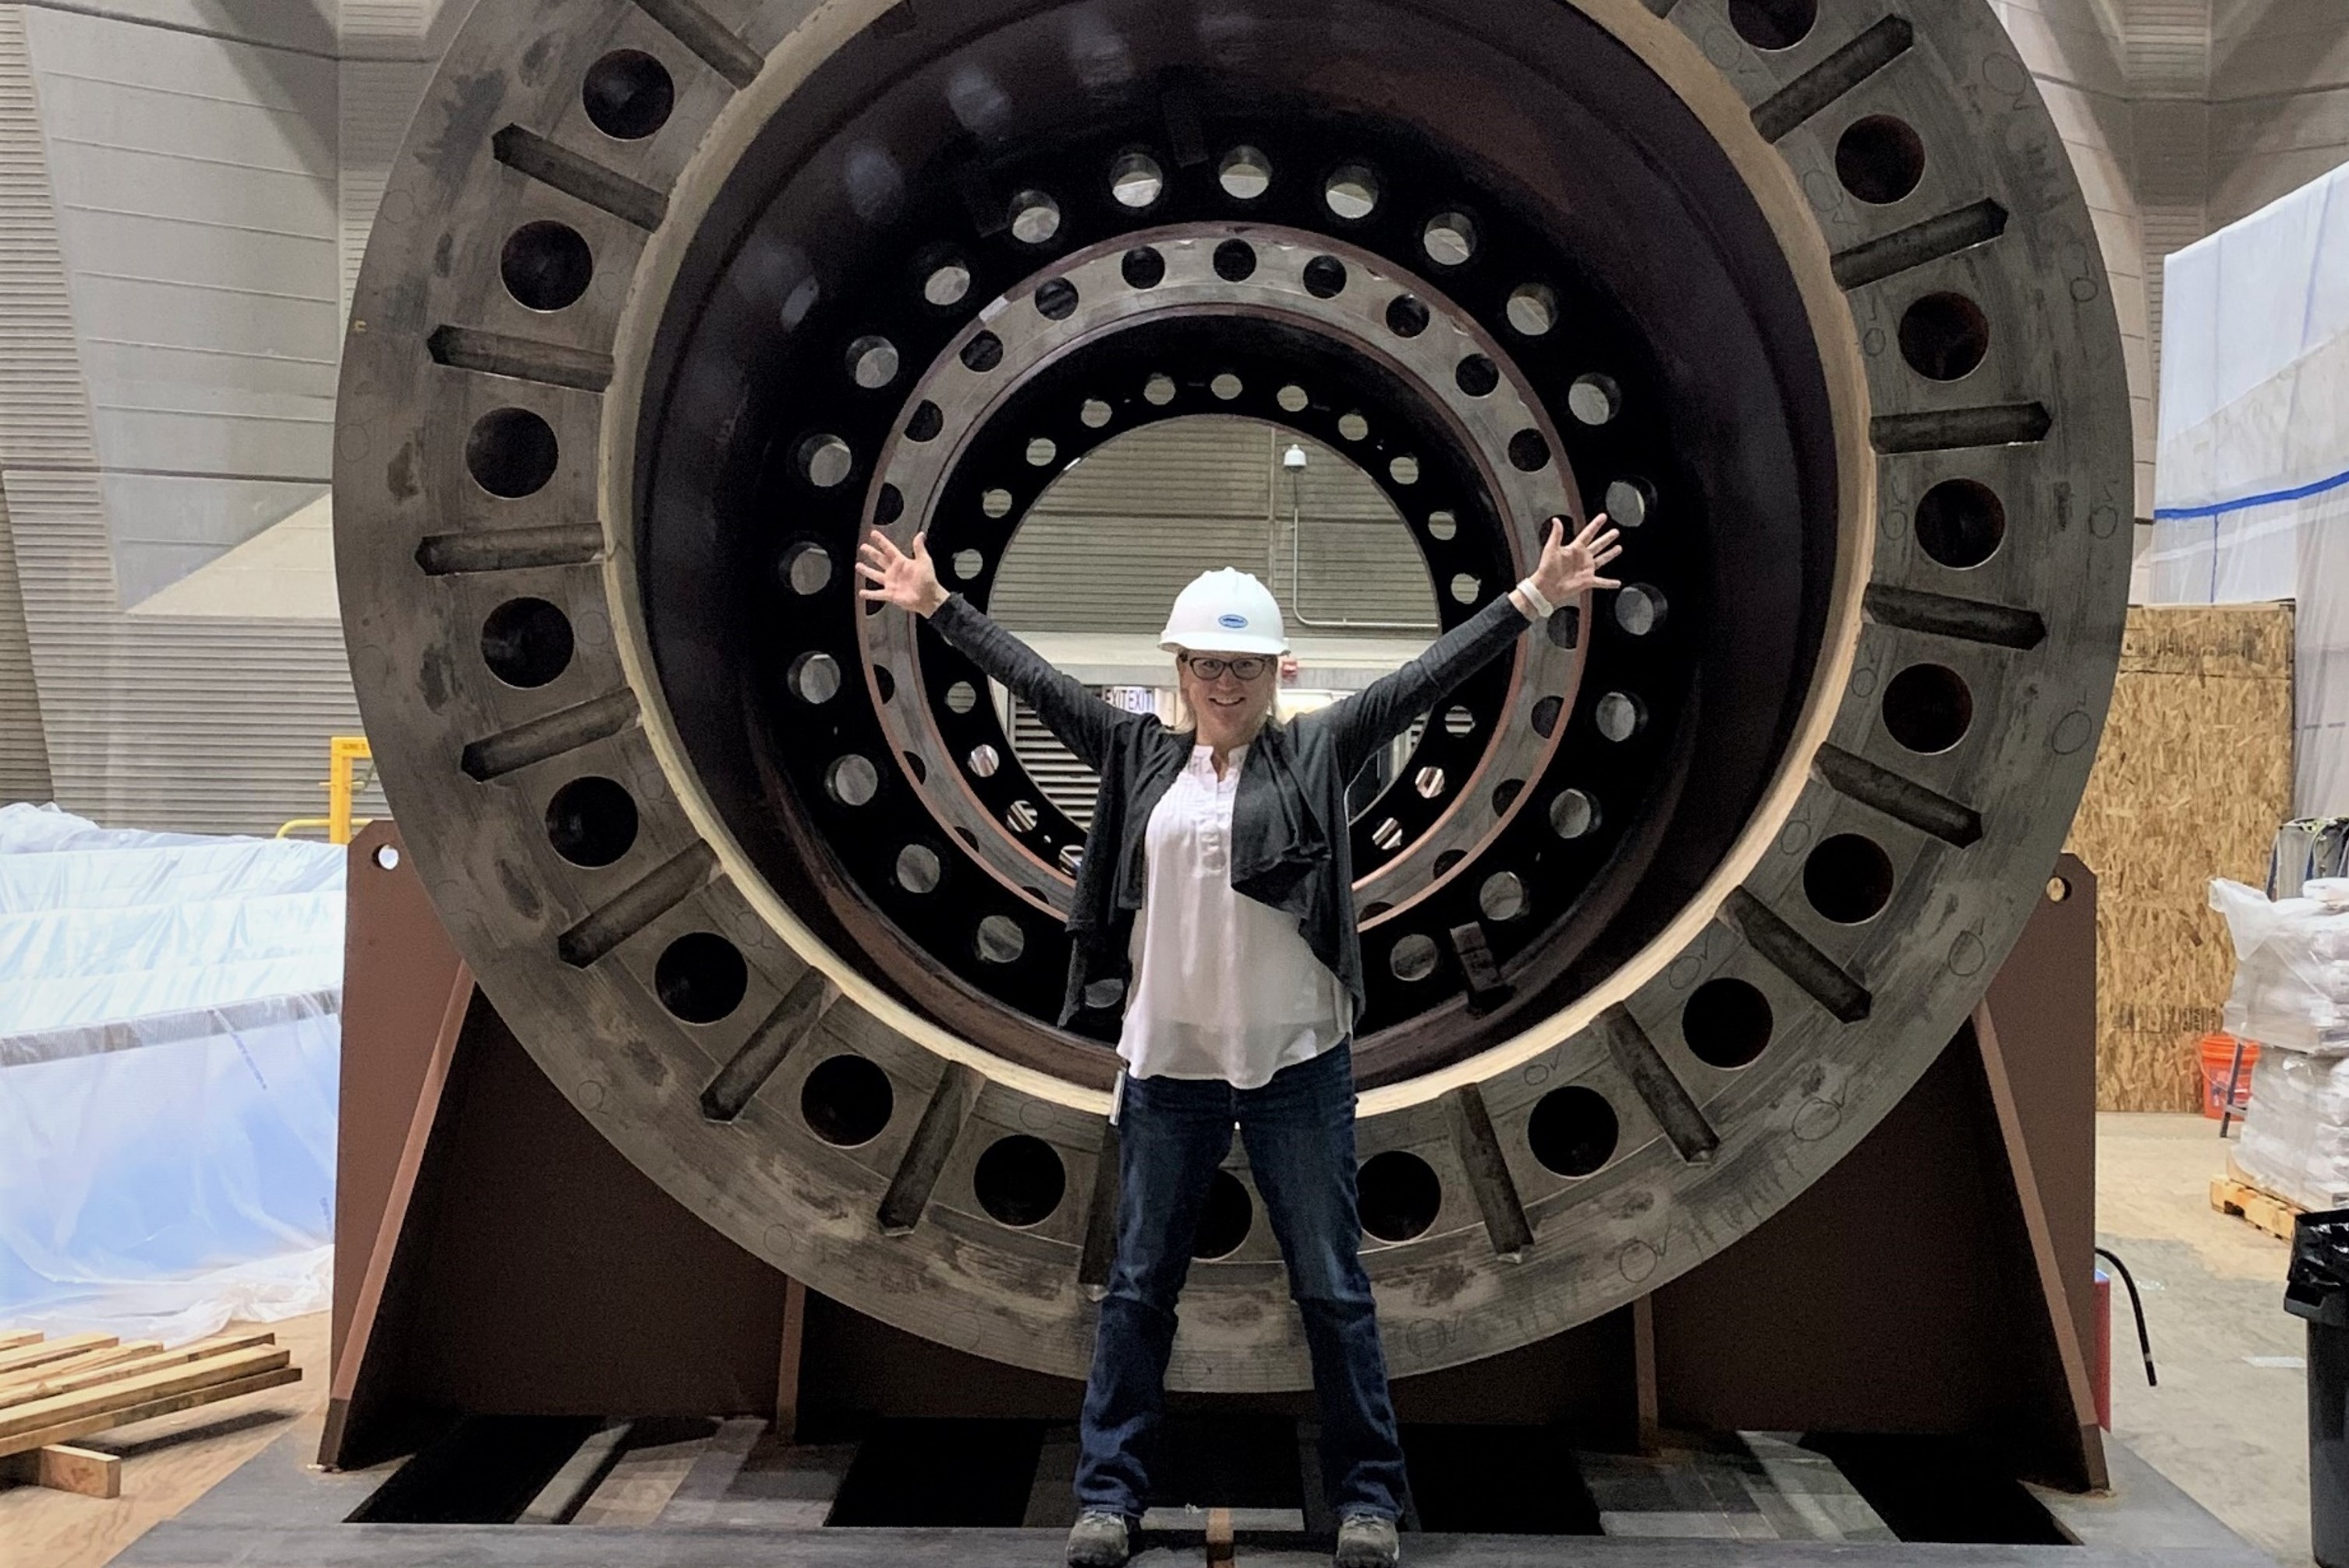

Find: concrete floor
[2098,1112,2309,1566]
[0,1113,2316,1568]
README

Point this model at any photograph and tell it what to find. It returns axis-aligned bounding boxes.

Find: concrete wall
[0,0,446,829]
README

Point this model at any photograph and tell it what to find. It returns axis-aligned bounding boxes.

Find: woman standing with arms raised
[858,512,1620,1568]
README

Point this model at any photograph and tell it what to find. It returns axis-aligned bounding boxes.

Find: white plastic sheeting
[0,804,345,1343]
[2145,159,2349,815]
[2211,877,2349,1053]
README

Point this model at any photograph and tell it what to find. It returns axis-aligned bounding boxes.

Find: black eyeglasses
[1183,655,1271,681]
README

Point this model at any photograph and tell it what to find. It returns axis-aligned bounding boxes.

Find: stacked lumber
[0,1329,299,1498]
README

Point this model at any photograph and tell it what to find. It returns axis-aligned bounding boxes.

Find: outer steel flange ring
[336,0,2131,1390]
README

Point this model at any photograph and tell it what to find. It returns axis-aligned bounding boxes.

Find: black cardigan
[927,593,1537,1032]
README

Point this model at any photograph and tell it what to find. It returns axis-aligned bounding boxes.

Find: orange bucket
[2199,1032,2259,1118]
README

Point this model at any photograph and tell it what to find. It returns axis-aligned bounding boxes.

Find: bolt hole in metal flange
[1323,162,1380,220]
[788,649,841,704]
[1193,1170,1254,1259]
[827,754,880,807]
[801,1054,894,1148]
[545,776,638,868]
[895,843,942,894]
[1121,246,1167,288]
[1384,294,1432,338]
[799,434,854,489]
[974,1134,1066,1226]
[581,48,673,140]
[480,597,572,688]
[655,932,749,1024]
[1914,478,2006,568]
[1603,476,1654,528]
[465,408,558,497]
[1479,871,1529,922]
[1008,189,1062,245]
[1898,292,1991,381]
[1422,211,1478,267]
[976,913,1026,965]
[1803,834,1897,924]
[847,334,901,388]
[781,540,832,595]
[1109,150,1166,210]
[1550,788,1600,841]
[1682,977,1773,1069]
[1359,1151,1442,1242]
[1595,692,1645,743]
[1727,0,1818,51]
[1391,933,1440,983]
[1836,115,1926,205]
[922,260,972,309]
[1614,585,1667,636]
[1528,1086,1620,1177]
[1506,284,1558,337]
[1219,144,1272,200]
[500,221,593,311]
[1882,664,1975,753]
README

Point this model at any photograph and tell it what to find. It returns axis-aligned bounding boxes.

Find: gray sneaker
[1065,1510,1131,1568]
[1336,1511,1400,1568]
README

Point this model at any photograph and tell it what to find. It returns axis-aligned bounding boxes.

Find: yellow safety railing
[276,735,375,845]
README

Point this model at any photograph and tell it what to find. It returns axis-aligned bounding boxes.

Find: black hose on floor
[2096,1246,2158,1387]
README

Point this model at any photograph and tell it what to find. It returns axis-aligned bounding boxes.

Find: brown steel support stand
[324,823,2106,1499]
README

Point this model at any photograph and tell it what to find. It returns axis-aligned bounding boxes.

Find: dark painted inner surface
[631,0,1840,1085]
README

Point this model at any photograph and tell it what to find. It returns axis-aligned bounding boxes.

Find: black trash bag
[2290,1209,2349,1568]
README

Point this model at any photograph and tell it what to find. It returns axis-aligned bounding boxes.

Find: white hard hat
[1158,568,1288,656]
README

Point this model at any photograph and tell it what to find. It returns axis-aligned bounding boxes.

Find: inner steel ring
[859,224,1582,921]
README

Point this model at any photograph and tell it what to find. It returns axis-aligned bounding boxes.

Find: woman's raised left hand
[1528,514,1624,603]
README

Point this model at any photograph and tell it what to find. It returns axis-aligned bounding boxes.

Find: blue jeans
[1074,1042,1407,1523]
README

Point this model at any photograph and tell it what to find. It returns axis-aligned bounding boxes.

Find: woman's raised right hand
[857,529,949,618]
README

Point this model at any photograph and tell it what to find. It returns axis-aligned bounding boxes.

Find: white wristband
[1516,578,1556,619]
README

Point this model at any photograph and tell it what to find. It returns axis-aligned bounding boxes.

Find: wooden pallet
[0,1329,299,1498]
[2211,1175,2303,1243]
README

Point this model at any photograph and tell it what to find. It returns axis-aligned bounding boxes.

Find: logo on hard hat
[1217,613,1248,629]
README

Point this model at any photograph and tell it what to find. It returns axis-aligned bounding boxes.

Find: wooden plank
[0,1343,156,1403]
[1206,1506,1235,1564]
[775,1278,807,1444]
[0,1330,40,1352]
[0,1364,302,1461]
[0,1333,115,1377]
[0,1332,274,1408]
[519,1421,635,1525]
[0,1345,290,1444]
[1632,1296,1660,1455]
[0,1442,120,1498]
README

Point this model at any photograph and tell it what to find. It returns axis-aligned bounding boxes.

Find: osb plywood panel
[2068,603,2295,1111]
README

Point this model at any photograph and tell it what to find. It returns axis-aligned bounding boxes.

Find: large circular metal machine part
[337,0,2130,1389]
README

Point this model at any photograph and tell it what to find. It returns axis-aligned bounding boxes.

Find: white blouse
[1118,743,1352,1088]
